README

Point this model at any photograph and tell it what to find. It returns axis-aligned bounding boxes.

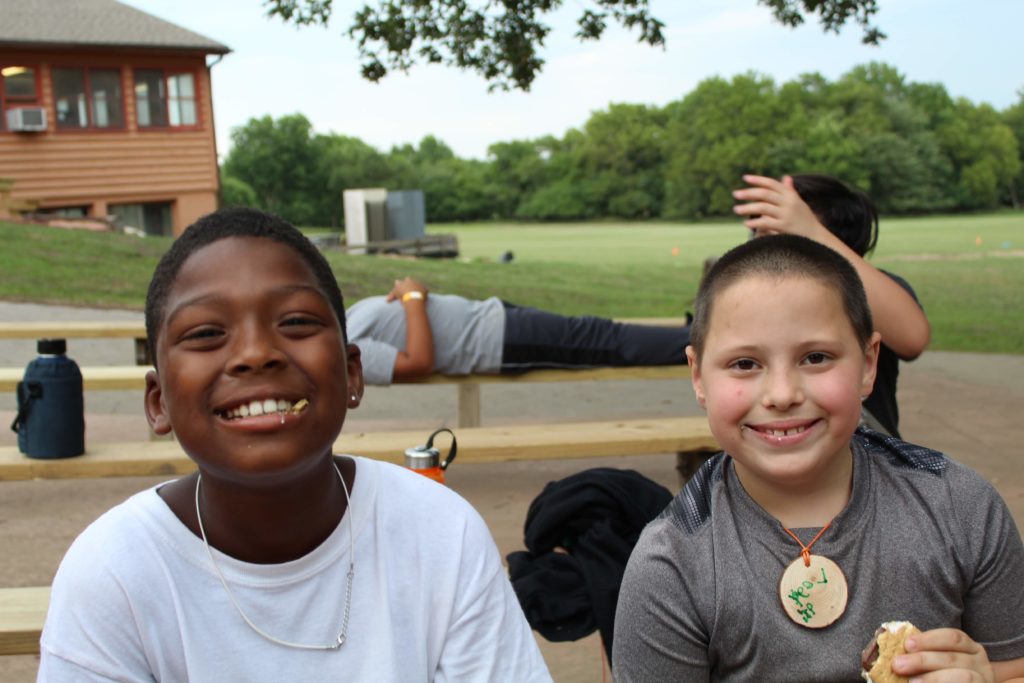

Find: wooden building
[0,0,230,235]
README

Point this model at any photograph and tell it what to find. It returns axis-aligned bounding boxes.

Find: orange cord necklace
[783,520,832,567]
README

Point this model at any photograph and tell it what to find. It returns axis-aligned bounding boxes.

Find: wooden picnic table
[0,363,691,428]
[0,316,692,424]
[0,320,150,364]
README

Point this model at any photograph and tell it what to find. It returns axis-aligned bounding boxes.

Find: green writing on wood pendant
[778,555,848,628]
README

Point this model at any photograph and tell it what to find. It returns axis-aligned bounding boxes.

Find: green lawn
[432,212,1024,264]
[431,221,744,268]
[1,211,1021,353]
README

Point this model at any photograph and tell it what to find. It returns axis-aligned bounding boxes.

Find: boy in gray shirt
[613,235,1024,681]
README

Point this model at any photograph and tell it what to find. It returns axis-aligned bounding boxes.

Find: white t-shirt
[39,457,551,682]
[347,294,505,385]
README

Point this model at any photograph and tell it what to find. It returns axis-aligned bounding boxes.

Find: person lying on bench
[347,277,691,385]
[613,234,1024,682]
[733,173,930,438]
[38,208,551,682]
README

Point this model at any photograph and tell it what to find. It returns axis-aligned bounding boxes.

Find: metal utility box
[386,190,426,240]
[342,188,455,258]
[342,188,388,254]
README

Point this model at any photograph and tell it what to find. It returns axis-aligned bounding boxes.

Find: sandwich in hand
[861,621,920,683]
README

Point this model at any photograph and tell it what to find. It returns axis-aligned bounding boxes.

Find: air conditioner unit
[6,107,47,132]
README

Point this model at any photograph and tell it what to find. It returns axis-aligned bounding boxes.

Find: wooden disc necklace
[777,519,849,628]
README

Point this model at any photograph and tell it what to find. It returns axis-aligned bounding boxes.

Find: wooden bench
[0,586,47,656]
[1,363,691,428]
[399,364,691,426]
[0,415,717,481]
[0,317,689,370]
[0,320,150,365]
[0,364,151,392]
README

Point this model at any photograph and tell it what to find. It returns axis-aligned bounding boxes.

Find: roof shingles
[0,0,230,54]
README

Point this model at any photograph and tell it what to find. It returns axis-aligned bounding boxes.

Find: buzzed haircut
[145,207,347,364]
[790,174,879,257]
[689,234,873,359]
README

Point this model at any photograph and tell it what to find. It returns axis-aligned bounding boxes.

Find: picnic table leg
[134,338,151,366]
[675,450,714,489]
[457,383,481,428]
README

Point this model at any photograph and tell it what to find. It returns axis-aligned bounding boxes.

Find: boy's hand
[386,277,428,303]
[732,174,830,242]
[892,628,995,682]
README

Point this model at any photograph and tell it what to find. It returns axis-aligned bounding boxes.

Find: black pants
[500,302,690,372]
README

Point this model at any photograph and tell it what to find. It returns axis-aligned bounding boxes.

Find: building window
[110,201,173,236]
[90,70,124,128]
[168,73,197,126]
[1,65,40,131]
[53,67,124,130]
[134,70,166,127]
[45,205,91,218]
[53,69,86,128]
[134,70,197,128]
[3,65,37,99]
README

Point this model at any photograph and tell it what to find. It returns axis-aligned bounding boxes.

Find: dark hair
[145,207,347,364]
[689,234,873,359]
[790,174,879,256]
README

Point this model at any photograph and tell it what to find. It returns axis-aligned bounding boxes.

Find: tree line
[221,62,1024,226]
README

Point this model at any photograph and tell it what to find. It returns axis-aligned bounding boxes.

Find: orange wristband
[401,291,425,303]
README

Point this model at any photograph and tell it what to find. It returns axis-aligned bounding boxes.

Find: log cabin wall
[0,47,221,235]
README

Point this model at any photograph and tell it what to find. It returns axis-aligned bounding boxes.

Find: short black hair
[689,234,873,359]
[790,174,879,257]
[145,207,346,364]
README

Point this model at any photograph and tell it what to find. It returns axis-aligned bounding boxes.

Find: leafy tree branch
[264,0,885,91]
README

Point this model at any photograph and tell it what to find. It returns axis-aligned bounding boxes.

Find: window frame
[133,68,201,131]
[1,63,43,133]
[51,65,126,132]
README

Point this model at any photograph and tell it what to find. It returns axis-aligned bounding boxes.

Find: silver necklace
[195,460,355,650]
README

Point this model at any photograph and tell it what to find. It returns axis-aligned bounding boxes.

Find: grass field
[433,213,1024,265]
[1,212,1021,353]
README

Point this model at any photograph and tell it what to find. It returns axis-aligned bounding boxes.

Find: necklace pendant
[778,554,848,628]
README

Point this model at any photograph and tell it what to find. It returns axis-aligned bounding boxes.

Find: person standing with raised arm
[733,174,930,437]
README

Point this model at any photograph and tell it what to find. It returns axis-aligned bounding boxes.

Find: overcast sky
[127,0,1024,160]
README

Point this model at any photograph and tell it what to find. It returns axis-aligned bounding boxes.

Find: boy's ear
[686,345,706,409]
[143,369,173,435]
[345,343,365,408]
[860,331,882,399]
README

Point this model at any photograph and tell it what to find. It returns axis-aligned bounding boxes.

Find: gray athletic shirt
[613,429,1024,682]
[346,294,505,385]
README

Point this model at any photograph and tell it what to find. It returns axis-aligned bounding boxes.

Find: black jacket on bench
[506,467,672,662]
